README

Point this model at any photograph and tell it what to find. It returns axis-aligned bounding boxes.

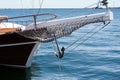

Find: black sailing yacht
[0,0,113,68]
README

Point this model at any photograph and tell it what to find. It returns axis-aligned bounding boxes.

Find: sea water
[0,8,120,80]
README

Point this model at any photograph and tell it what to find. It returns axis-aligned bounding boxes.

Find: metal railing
[0,13,57,26]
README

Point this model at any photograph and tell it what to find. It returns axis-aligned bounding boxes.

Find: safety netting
[18,11,113,42]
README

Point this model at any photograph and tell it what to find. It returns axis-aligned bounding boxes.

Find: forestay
[18,11,113,42]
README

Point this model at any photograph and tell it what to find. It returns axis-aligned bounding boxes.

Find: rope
[67,21,110,51]
[37,0,44,14]
[65,23,103,50]
[54,34,61,54]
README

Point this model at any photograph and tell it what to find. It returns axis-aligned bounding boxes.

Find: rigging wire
[65,23,103,50]
[68,21,110,52]
[60,1,100,19]
[37,0,44,14]
[20,0,25,15]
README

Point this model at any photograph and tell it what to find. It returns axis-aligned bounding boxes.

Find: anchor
[53,34,65,59]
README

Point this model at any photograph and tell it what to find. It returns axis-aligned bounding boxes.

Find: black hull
[0,33,39,68]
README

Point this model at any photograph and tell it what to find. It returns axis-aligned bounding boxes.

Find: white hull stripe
[26,42,41,67]
[0,64,26,68]
[0,41,38,47]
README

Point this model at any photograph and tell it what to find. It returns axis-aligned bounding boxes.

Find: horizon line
[0,7,120,9]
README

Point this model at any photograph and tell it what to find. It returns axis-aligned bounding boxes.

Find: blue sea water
[0,8,120,80]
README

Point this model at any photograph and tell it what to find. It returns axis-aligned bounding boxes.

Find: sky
[0,0,120,8]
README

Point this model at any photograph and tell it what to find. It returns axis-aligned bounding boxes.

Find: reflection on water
[0,66,31,80]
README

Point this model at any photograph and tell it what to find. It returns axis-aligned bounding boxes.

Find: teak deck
[0,28,17,34]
